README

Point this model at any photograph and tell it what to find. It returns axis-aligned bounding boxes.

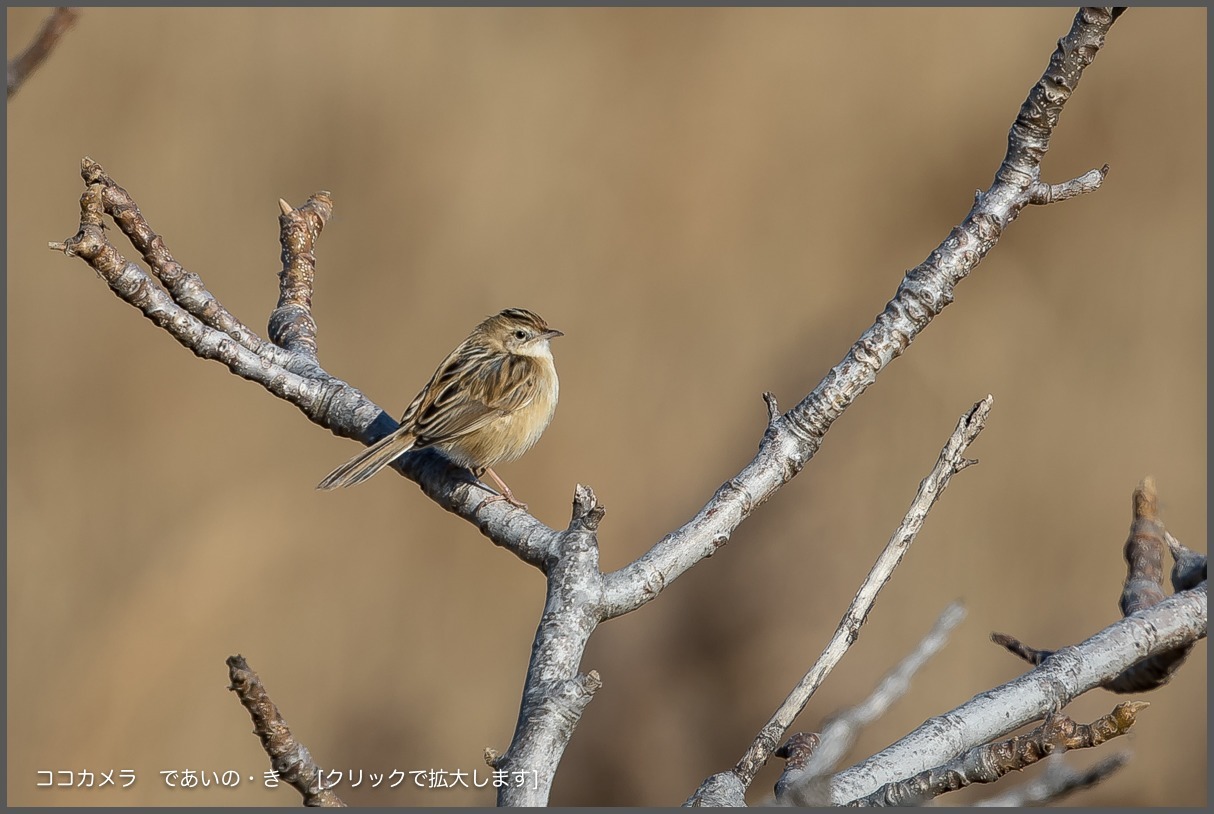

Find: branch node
[1026,166,1108,205]
[762,391,780,426]
[775,731,820,764]
[580,669,604,694]
[80,155,105,184]
[570,484,605,531]
[1165,531,1206,591]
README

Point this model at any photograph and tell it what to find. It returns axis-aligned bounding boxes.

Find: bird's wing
[404,347,539,447]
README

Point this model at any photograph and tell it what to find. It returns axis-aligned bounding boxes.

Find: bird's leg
[474,467,528,511]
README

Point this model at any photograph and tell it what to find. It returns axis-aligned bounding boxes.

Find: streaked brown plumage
[317,308,561,507]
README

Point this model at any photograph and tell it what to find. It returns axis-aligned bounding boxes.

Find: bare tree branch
[49,161,558,570]
[827,583,1206,805]
[974,752,1130,807]
[850,702,1146,807]
[226,655,345,807]
[45,7,1185,809]
[1121,476,1168,617]
[270,196,327,358]
[687,398,991,805]
[7,7,79,99]
[992,478,1201,694]
[684,9,1130,804]
[600,7,1118,621]
[491,485,606,805]
[773,601,968,805]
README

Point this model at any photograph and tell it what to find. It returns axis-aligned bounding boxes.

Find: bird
[317,308,561,509]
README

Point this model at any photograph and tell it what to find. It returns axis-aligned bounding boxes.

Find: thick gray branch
[600,6,1119,620]
[849,702,1145,807]
[494,486,607,805]
[50,161,561,570]
[828,583,1207,805]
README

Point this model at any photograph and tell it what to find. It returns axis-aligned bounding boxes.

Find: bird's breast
[444,360,558,469]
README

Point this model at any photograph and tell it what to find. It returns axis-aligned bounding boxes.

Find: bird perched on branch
[318,308,562,509]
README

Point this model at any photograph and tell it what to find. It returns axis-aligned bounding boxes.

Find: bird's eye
[513,329,527,340]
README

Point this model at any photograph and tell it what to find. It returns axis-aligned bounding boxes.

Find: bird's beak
[540,329,564,340]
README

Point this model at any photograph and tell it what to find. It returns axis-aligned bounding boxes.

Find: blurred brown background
[7,7,1205,807]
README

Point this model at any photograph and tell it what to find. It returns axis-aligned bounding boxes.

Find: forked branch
[687,398,991,805]
[774,602,969,805]
[600,7,1118,619]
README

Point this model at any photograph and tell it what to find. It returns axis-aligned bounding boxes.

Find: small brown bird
[317,308,561,508]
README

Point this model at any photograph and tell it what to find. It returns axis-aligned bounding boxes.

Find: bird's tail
[317,430,418,490]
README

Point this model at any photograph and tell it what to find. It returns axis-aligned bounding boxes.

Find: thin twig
[688,399,990,804]
[1121,477,1166,616]
[7,7,79,99]
[974,752,1130,807]
[774,600,968,805]
[738,400,989,783]
[226,655,346,807]
[270,194,332,357]
[47,181,345,424]
[76,159,322,375]
[849,702,1145,806]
